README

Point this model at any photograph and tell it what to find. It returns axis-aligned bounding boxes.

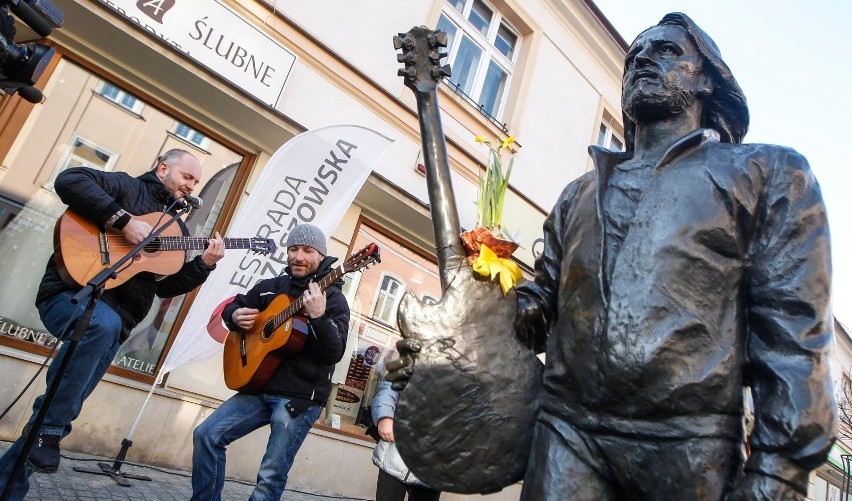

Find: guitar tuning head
[398,67,416,80]
[428,30,448,48]
[397,52,415,64]
[393,33,414,50]
[428,50,448,62]
[431,65,452,80]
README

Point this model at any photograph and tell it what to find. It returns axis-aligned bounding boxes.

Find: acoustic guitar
[54,209,277,289]
[223,242,381,393]
[391,27,544,493]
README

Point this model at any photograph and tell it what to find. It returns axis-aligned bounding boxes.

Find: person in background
[0,149,225,500]
[372,378,441,501]
[190,224,349,501]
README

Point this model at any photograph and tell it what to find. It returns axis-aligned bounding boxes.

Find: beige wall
[0,0,630,498]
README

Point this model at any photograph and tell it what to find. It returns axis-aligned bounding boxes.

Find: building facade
[1,1,842,500]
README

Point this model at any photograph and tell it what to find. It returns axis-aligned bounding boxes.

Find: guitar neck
[395,26,466,290]
[270,267,344,329]
[414,90,465,278]
[154,237,258,251]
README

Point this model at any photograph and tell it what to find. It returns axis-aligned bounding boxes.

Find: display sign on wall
[98,0,296,108]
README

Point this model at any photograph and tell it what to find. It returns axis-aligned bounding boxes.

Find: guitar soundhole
[262,322,274,340]
[143,239,162,254]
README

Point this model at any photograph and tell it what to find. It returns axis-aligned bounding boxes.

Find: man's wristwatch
[105,209,130,229]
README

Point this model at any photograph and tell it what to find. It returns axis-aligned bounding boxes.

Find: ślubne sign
[98,0,296,108]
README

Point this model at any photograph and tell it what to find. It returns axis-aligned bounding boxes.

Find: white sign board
[99,0,296,107]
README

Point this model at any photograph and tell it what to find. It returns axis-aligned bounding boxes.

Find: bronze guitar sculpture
[391,26,543,494]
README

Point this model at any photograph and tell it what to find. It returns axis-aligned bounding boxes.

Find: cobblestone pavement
[0,441,369,501]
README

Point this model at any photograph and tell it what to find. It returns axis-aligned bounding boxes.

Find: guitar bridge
[98,231,110,265]
[239,333,247,366]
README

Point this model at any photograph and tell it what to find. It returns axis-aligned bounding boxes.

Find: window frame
[597,120,624,152]
[98,81,144,114]
[438,0,520,121]
[370,272,406,326]
[172,121,212,150]
[48,134,118,188]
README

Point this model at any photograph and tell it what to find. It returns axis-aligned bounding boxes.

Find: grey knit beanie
[286,224,327,255]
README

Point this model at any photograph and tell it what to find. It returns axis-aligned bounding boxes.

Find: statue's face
[622,25,710,124]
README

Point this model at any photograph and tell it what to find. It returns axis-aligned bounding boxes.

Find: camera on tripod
[1,0,64,103]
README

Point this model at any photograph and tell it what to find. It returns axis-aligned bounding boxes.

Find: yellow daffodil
[472,244,522,296]
[501,136,515,150]
[475,136,486,143]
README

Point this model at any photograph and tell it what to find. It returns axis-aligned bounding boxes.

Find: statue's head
[621,12,749,151]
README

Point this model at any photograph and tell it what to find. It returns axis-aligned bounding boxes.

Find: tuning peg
[393,33,414,50]
[398,67,416,80]
[397,52,415,64]
[430,64,452,79]
[428,50,449,62]
[428,30,448,48]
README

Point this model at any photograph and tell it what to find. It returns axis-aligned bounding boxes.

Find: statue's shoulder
[711,141,812,174]
[556,169,596,204]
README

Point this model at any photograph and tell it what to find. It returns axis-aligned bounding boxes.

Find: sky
[592,0,852,327]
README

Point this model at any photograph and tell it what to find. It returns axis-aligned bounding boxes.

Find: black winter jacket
[222,256,349,404]
[37,167,216,341]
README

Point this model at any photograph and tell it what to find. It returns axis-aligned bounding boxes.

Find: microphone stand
[1,206,192,500]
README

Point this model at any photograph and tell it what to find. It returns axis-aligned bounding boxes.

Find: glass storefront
[0,55,444,443]
[0,58,244,379]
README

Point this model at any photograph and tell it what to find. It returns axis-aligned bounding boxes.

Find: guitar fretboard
[267,266,345,332]
[150,237,259,251]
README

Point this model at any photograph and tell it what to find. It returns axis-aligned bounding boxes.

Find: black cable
[0,304,81,422]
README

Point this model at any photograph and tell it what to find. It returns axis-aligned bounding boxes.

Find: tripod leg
[72,438,151,487]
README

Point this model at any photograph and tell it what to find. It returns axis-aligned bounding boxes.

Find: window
[371,274,405,325]
[99,82,144,114]
[341,271,363,307]
[173,122,211,150]
[598,121,624,152]
[437,0,519,120]
[49,135,117,187]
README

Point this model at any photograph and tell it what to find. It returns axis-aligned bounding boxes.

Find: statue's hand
[726,473,802,501]
[384,338,421,390]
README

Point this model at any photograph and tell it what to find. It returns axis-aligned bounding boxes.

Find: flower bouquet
[460,136,522,295]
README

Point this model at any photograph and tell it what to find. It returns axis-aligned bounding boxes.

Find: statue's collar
[589,128,721,175]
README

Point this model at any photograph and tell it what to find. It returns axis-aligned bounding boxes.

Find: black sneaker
[26,433,61,473]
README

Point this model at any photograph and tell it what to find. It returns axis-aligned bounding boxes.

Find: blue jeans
[0,291,122,500]
[191,393,322,501]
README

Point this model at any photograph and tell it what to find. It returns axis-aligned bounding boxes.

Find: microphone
[16,85,42,103]
[182,194,203,208]
[6,0,53,37]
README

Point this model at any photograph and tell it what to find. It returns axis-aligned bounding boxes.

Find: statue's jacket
[516,128,836,487]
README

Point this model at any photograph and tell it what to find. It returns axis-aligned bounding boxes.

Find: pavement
[0,441,370,501]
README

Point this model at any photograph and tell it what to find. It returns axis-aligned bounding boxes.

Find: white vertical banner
[160,124,394,375]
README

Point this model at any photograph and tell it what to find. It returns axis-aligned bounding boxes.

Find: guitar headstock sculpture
[391,26,543,494]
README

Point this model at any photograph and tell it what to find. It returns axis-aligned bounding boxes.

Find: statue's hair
[155,149,192,169]
[623,12,750,151]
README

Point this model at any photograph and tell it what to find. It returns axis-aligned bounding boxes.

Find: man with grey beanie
[190,224,350,501]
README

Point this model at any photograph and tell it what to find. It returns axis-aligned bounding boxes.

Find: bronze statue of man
[390,12,836,500]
